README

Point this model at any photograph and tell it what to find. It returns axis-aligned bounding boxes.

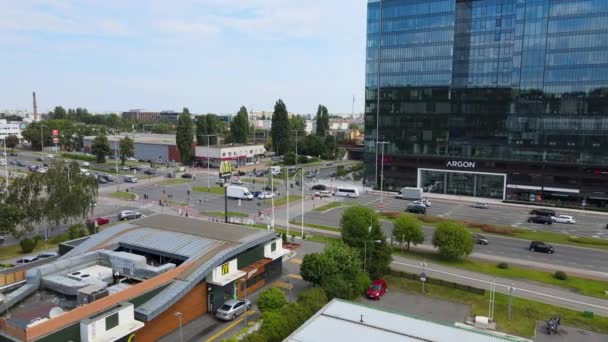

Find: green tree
[257,288,287,313]
[289,115,306,132]
[176,108,194,164]
[259,310,291,342]
[119,136,134,166]
[206,114,220,144]
[271,99,291,155]
[432,221,474,260]
[300,252,336,286]
[196,115,208,146]
[91,135,110,163]
[340,206,391,279]
[393,214,425,251]
[297,288,328,313]
[230,106,250,144]
[4,135,19,151]
[315,105,329,136]
[151,123,174,134]
[49,106,67,120]
[299,134,327,159]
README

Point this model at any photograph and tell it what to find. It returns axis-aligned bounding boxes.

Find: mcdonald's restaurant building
[194,144,266,168]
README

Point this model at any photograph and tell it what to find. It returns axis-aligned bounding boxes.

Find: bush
[297,288,328,313]
[432,221,474,260]
[50,233,70,244]
[19,238,37,253]
[68,224,88,239]
[381,212,402,219]
[257,288,287,313]
[497,262,509,269]
[281,232,287,244]
[554,270,568,280]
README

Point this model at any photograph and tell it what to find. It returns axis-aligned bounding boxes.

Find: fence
[389,269,486,295]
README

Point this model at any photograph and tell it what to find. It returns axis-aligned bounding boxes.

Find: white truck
[396,187,423,200]
[226,185,254,200]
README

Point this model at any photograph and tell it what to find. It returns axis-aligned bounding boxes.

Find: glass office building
[365,0,608,207]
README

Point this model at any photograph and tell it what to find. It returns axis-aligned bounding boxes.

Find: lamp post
[291,130,300,165]
[363,239,382,273]
[377,141,389,205]
[2,138,8,189]
[174,311,183,342]
[421,260,427,293]
[39,125,47,159]
[201,135,217,191]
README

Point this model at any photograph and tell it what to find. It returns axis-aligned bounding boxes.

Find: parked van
[335,187,360,198]
[124,175,138,183]
[226,185,254,200]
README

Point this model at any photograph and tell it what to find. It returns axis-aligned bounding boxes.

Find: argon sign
[446,161,476,168]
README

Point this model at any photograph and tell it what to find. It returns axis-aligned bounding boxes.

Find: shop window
[271,242,277,252]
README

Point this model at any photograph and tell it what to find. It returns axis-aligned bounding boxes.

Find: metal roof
[285,299,531,342]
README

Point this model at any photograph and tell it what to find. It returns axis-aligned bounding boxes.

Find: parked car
[36,157,43,162]
[412,199,431,208]
[258,192,275,199]
[166,172,176,178]
[366,279,388,300]
[215,299,251,321]
[100,174,114,182]
[119,166,130,171]
[551,215,575,224]
[529,209,556,217]
[471,202,489,209]
[144,169,156,175]
[15,256,38,264]
[527,215,553,225]
[129,166,142,171]
[252,191,263,198]
[264,185,278,191]
[311,184,327,191]
[181,173,193,179]
[124,175,138,183]
[97,177,108,184]
[36,252,58,259]
[231,179,243,185]
[27,165,37,171]
[255,170,267,177]
[87,217,110,226]
[472,234,489,245]
[118,210,142,221]
[405,204,426,214]
[529,241,554,254]
[16,161,26,167]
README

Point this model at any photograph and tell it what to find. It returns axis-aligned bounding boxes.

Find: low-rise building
[0,119,24,140]
[0,214,288,342]
[195,144,266,168]
[121,110,160,123]
[83,134,193,163]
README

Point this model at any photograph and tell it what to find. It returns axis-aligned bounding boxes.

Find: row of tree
[89,135,134,164]
[0,161,98,239]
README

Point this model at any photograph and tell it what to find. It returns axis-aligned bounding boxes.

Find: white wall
[80,303,143,342]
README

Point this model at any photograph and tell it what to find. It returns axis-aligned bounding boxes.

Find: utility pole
[301,169,304,239]
[201,135,216,191]
[271,167,275,230]
[3,139,8,192]
[508,284,514,320]
[377,141,389,205]
[488,278,496,320]
[286,168,289,237]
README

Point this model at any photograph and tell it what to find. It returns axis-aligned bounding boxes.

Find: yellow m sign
[221,263,230,275]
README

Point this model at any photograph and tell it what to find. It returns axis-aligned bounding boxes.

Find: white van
[226,185,254,200]
[270,166,281,176]
[335,187,360,198]
[81,161,90,167]
[124,175,138,183]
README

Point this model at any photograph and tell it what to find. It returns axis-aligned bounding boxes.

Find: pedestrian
[187,190,190,195]
[185,212,189,217]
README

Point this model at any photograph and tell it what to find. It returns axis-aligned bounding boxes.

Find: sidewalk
[391,254,608,317]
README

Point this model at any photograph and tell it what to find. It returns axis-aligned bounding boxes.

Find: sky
[0,0,368,115]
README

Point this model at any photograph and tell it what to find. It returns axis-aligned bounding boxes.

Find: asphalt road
[296,207,608,274]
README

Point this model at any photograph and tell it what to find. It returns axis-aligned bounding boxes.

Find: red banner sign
[52,129,59,136]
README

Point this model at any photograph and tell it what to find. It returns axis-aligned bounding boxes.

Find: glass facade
[365,0,608,206]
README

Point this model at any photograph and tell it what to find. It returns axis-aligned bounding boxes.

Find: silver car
[215,299,251,321]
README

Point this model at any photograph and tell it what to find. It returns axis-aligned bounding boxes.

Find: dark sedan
[527,215,553,225]
[529,241,554,254]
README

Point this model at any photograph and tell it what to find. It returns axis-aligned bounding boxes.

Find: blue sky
[0,0,367,115]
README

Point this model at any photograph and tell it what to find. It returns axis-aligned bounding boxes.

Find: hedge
[61,153,96,162]
[389,269,486,295]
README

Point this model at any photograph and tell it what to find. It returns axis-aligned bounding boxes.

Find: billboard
[219,161,233,179]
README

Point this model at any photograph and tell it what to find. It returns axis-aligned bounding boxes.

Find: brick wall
[135,283,207,342]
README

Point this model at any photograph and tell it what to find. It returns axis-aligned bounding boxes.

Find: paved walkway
[391,255,608,317]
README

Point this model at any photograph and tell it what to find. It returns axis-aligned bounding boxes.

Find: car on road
[405,203,426,214]
[118,210,142,221]
[529,241,554,254]
[471,202,489,209]
[87,217,110,226]
[264,185,278,191]
[472,234,489,245]
[529,209,556,217]
[311,184,327,191]
[181,173,193,179]
[233,170,246,176]
[99,174,114,182]
[258,192,275,199]
[231,179,243,185]
[254,170,267,177]
[27,165,37,171]
[9,160,17,165]
[527,215,553,225]
[166,172,176,178]
[124,175,138,183]
[326,162,334,166]
[36,252,58,259]
[36,157,43,162]
[215,299,251,321]
[551,215,575,224]
[16,256,38,264]
[118,166,130,171]
[97,176,108,184]
[16,161,26,167]
[129,166,142,171]
[0,160,5,166]
[315,190,333,198]
[252,191,263,198]
[216,179,226,185]
[366,279,388,300]
[144,169,156,175]
[36,167,48,174]
[412,199,431,208]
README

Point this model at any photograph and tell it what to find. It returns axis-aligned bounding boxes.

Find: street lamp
[363,239,382,273]
[201,135,217,191]
[39,124,47,159]
[377,141,389,205]
[291,168,305,239]
[174,311,183,342]
[291,130,304,165]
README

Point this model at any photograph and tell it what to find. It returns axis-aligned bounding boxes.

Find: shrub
[432,221,474,260]
[50,233,70,245]
[480,225,514,236]
[554,271,568,280]
[257,288,287,313]
[61,152,96,162]
[281,232,287,244]
[68,224,87,239]
[381,212,402,219]
[497,262,509,269]
[19,238,37,253]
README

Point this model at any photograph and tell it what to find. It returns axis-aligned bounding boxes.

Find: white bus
[335,187,360,198]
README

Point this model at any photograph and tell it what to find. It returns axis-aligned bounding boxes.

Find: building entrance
[418,169,506,200]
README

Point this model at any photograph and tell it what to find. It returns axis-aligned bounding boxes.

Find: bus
[335,187,360,198]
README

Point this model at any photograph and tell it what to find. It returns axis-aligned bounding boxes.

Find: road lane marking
[290,258,302,265]
[205,310,256,342]
[273,281,294,289]
[288,274,303,280]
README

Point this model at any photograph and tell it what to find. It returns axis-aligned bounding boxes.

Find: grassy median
[386,274,608,338]
[108,191,136,200]
[313,201,351,212]
[193,186,225,195]
[157,178,191,186]
[263,195,302,207]
[205,211,248,218]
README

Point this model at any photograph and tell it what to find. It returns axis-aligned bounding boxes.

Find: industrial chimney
[32,91,38,122]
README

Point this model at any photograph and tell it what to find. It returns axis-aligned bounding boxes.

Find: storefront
[417,168,507,200]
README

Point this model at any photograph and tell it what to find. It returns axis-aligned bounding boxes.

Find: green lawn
[0,242,60,263]
[206,211,248,218]
[158,178,191,186]
[394,248,608,299]
[386,275,608,338]
[108,191,136,200]
[263,195,302,207]
[313,201,350,212]
[193,186,225,195]
[292,222,341,233]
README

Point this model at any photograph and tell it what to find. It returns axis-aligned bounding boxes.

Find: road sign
[52,138,59,144]
[420,272,426,282]
[52,129,59,136]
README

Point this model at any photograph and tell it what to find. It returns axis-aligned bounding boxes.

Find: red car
[87,217,110,226]
[366,279,388,300]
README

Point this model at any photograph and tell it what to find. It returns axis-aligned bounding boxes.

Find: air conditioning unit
[77,284,109,306]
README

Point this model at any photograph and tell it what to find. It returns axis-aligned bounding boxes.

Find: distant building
[159,111,179,124]
[122,110,161,122]
[195,144,267,167]
[83,133,194,163]
[0,119,24,140]
[286,299,531,342]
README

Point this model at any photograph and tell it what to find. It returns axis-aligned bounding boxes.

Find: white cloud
[157,21,220,35]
